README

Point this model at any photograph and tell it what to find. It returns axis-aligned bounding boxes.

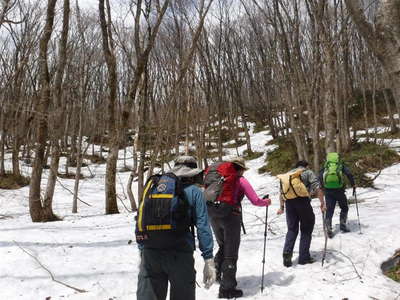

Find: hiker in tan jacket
[277,160,326,267]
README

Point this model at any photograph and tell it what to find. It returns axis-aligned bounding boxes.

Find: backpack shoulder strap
[137,174,162,233]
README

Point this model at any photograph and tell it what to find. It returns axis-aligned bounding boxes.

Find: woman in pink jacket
[206,157,271,299]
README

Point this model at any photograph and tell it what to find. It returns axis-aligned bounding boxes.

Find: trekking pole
[354,188,362,234]
[321,211,328,267]
[261,195,269,294]
[240,203,246,235]
[241,220,246,235]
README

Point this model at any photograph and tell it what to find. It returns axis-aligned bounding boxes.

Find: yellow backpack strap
[277,174,289,200]
[137,178,154,232]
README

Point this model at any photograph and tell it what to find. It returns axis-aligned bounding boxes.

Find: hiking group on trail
[135,152,357,300]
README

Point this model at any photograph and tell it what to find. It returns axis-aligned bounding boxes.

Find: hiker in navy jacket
[206,157,271,299]
[137,156,215,300]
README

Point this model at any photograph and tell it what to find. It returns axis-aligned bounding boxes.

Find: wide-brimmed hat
[171,156,203,178]
[229,156,249,170]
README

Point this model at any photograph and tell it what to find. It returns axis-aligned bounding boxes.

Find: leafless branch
[14,240,88,293]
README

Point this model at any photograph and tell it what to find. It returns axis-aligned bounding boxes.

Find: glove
[203,258,216,289]
[353,186,356,197]
[262,194,271,206]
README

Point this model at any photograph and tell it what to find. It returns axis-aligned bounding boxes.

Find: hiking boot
[340,213,350,233]
[218,288,243,299]
[283,252,293,267]
[340,224,350,233]
[327,229,334,238]
[298,257,316,265]
[340,217,350,233]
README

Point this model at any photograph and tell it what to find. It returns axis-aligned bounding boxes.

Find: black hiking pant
[137,248,196,300]
[283,197,315,263]
[325,189,348,226]
[207,203,241,292]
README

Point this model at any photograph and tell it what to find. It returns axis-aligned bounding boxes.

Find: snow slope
[1,127,399,300]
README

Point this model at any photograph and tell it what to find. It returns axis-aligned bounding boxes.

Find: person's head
[229,156,248,175]
[295,160,309,169]
[171,156,204,184]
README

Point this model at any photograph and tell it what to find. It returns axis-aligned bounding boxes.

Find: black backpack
[135,173,193,249]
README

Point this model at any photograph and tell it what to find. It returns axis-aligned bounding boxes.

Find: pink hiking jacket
[235,177,269,206]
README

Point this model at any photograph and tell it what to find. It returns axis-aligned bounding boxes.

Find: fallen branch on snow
[14,241,87,293]
[330,249,362,280]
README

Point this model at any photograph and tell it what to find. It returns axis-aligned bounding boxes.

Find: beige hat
[229,156,249,170]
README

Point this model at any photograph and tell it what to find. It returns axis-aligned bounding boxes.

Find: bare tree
[99,0,119,214]
[29,0,58,222]
[345,0,400,128]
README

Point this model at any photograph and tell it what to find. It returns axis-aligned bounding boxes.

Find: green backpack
[323,152,344,189]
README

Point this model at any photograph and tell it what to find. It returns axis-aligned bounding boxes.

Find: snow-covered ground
[1,127,399,300]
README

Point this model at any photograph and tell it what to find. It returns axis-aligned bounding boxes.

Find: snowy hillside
[1,128,400,300]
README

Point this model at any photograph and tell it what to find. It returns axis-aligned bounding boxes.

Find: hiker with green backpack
[319,152,355,238]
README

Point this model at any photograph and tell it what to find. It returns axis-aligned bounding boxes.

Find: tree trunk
[72,100,84,213]
[44,0,70,207]
[99,0,119,214]
[383,88,397,133]
[345,0,400,127]
[0,109,5,175]
[29,0,58,222]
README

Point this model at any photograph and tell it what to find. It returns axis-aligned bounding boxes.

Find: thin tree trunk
[72,95,84,213]
[383,89,397,133]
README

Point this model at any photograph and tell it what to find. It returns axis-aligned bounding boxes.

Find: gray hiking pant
[207,203,241,291]
[283,197,315,263]
[325,189,348,225]
[137,248,196,300]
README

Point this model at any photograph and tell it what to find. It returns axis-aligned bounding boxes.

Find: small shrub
[385,266,400,282]
[206,150,227,159]
[57,173,85,180]
[258,164,269,174]
[208,127,245,143]
[342,142,400,187]
[261,137,297,175]
[225,139,247,148]
[243,150,263,160]
[119,166,133,173]
[0,173,30,189]
[253,122,268,133]
[83,154,106,164]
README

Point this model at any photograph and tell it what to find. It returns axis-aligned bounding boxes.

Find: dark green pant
[137,248,196,300]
